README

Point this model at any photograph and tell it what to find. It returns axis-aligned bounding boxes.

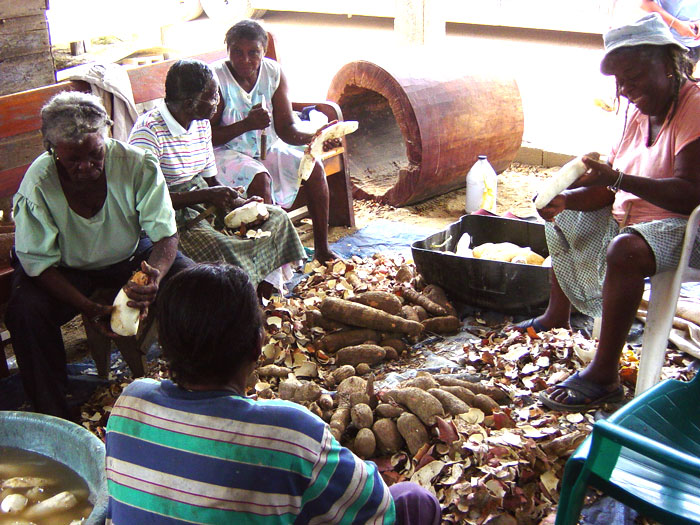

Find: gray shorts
[545,207,700,317]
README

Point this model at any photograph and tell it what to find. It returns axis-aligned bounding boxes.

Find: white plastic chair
[591,204,700,396]
[635,203,700,396]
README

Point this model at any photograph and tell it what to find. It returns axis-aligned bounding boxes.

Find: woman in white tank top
[210,19,337,263]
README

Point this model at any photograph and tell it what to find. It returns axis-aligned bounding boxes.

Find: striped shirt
[105,379,396,524]
[129,103,217,186]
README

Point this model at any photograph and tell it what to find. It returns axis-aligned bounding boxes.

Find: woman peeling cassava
[516,14,700,411]
[6,92,193,420]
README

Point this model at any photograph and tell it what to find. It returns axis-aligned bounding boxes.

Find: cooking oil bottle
[465,155,497,213]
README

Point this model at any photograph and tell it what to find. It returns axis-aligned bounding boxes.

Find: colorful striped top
[129,103,217,186]
[105,379,396,524]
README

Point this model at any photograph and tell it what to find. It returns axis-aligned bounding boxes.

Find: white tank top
[212,57,281,157]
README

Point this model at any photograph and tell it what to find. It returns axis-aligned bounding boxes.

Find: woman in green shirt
[6,91,192,420]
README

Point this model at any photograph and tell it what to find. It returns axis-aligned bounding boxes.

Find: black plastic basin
[411,214,550,315]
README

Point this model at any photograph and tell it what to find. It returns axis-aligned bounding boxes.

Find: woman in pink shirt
[523,14,700,411]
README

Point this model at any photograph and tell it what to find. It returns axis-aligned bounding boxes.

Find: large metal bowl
[412,214,551,315]
[0,411,108,524]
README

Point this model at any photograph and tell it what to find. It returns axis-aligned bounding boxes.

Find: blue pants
[6,238,192,420]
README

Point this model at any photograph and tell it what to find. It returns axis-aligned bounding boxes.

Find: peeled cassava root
[471,242,545,266]
[110,270,148,337]
[224,201,270,229]
[298,120,359,181]
[534,152,600,209]
[23,491,78,520]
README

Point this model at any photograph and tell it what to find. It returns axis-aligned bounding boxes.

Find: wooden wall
[0,0,55,96]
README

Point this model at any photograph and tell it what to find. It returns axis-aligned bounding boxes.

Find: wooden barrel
[327,57,524,207]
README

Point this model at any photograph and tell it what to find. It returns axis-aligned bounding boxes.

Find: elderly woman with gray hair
[6,91,192,420]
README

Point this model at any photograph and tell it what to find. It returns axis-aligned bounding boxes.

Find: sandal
[512,318,547,333]
[539,372,624,412]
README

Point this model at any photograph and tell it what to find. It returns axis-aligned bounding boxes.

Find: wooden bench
[0,32,355,376]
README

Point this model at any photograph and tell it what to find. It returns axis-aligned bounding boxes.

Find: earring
[667,73,673,78]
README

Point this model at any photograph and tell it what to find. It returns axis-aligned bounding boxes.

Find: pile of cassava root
[81,253,656,523]
[249,256,508,460]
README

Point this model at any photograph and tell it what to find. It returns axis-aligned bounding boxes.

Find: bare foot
[314,249,340,264]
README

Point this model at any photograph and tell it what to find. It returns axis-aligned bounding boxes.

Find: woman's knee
[606,233,655,275]
[250,171,272,189]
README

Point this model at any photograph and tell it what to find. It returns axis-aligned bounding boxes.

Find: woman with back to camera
[105,262,442,524]
[516,14,700,411]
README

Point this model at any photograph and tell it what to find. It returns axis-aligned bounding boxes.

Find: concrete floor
[160,11,628,160]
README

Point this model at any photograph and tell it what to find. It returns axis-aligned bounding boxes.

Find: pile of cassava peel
[78,253,695,525]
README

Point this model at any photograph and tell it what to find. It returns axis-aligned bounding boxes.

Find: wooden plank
[0,13,46,36]
[0,165,28,198]
[0,52,55,96]
[0,25,50,60]
[287,206,309,223]
[0,0,47,18]
[0,80,88,139]
[0,130,43,171]
[126,31,276,105]
[127,50,228,104]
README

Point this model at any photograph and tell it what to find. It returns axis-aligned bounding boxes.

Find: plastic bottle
[465,155,498,213]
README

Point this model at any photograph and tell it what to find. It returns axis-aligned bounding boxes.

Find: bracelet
[608,169,624,193]
[670,18,676,30]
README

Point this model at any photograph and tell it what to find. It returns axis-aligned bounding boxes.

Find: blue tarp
[330,219,439,259]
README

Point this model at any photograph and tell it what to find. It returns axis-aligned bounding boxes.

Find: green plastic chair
[555,374,700,525]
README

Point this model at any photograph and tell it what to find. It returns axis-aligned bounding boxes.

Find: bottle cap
[478,155,487,160]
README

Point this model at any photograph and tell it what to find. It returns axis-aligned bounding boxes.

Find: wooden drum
[327,57,524,207]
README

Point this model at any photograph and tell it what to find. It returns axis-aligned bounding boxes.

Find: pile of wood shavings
[78,255,696,524]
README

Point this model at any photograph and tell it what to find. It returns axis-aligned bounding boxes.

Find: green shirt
[14,139,177,277]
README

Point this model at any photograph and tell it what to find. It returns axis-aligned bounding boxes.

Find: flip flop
[512,318,547,333]
[539,372,624,412]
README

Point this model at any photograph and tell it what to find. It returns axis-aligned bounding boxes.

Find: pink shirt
[610,81,700,226]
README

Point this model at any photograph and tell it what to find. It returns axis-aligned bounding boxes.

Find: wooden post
[394,0,445,46]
